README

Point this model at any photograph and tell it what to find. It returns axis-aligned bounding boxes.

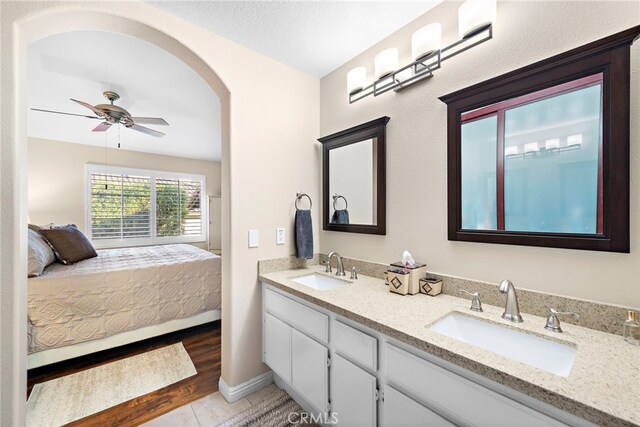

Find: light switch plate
[276,228,285,245]
[248,229,259,248]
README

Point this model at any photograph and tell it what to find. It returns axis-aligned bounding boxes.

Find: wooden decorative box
[386,269,410,295]
[419,277,443,296]
[390,262,427,295]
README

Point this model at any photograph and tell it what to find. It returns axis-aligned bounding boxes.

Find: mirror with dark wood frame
[319,117,389,235]
[439,26,639,252]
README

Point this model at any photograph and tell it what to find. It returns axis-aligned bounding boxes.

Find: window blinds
[89,169,204,243]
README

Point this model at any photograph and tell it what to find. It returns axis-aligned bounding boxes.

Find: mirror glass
[329,138,377,226]
[460,74,603,235]
[319,116,388,235]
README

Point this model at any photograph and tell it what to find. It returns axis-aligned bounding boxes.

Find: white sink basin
[291,274,347,291]
[428,313,577,377]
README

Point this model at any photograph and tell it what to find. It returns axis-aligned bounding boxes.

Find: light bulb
[375,48,399,79]
[347,67,367,95]
[458,0,497,39]
[412,23,442,61]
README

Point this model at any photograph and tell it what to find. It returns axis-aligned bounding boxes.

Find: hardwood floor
[27,321,221,426]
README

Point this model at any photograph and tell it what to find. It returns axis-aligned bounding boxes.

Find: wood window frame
[439,26,639,252]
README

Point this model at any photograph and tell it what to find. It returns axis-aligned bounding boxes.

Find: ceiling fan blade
[130,124,165,137]
[92,122,112,132]
[70,98,105,117]
[130,117,169,126]
[31,108,100,119]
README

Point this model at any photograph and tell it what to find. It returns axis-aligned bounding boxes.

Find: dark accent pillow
[39,225,97,265]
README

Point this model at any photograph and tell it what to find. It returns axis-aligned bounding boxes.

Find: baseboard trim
[218,370,273,403]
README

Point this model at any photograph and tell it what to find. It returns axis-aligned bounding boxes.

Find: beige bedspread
[28,244,221,354]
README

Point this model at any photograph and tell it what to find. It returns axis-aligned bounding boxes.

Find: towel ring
[332,193,348,211]
[295,192,312,210]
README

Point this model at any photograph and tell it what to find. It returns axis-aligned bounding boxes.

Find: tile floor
[143,384,281,426]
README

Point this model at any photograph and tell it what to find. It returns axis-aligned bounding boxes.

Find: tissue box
[390,262,427,295]
[419,277,443,296]
[387,269,410,295]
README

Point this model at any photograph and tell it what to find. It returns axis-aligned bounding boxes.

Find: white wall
[27,137,221,249]
[320,1,640,307]
[0,2,320,424]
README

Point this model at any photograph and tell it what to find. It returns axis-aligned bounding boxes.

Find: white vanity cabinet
[264,313,292,383]
[291,329,329,412]
[331,354,378,426]
[262,283,586,427]
[263,288,330,413]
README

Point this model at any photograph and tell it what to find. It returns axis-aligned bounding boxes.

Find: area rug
[26,342,197,427]
[217,389,316,427]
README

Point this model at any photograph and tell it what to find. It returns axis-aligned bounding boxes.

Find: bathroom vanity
[260,265,639,427]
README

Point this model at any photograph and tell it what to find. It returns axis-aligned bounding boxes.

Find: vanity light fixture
[347,0,495,104]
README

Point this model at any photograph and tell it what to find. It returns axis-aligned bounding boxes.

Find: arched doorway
[2,8,231,425]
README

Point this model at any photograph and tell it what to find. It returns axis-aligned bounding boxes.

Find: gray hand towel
[295,209,313,259]
[331,209,350,225]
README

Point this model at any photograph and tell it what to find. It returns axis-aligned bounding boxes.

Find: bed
[27,244,221,369]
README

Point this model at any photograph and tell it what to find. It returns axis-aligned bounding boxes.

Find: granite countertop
[260,266,640,427]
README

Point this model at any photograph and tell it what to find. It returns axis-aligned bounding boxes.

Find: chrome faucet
[499,280,523,323]
[326,251,346,276]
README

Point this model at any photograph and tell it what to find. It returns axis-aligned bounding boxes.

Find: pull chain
[104,130,108,190]
[118,123,121,149]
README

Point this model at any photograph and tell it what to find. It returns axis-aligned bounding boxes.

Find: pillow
[39,224,98,265]
[28,228,56,277]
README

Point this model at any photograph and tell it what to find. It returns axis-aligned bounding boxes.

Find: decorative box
[386,269,410,295]
[390,262,427,295]
[419,277,443,296]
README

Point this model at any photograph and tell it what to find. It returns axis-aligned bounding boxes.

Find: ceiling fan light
[412,23,442,61]
[347,66,367,95]
[375,48,399,80]
[458,0,496,39]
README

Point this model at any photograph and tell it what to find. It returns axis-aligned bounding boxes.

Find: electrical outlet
[248,229,259,248]
[276,228,285,245]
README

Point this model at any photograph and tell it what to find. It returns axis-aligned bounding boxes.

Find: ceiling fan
[31,91,169,137]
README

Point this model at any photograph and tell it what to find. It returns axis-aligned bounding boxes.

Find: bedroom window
[86,165,207,248]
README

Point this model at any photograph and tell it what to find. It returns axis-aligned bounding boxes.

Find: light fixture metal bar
[349,24,493,103]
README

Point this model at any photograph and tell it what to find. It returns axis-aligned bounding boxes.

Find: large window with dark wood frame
[440,26,639,252]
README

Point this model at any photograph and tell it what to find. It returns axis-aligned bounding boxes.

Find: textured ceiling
[28,31,221,161]
[147,0,443,77]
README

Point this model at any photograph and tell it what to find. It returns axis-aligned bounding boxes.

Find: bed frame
[27,309,221,369]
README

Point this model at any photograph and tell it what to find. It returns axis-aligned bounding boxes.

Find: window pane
[90,173,151,240]
[122,175,151,238]
[156,178,182,237]
[461,116,498,230]
[503,83,602,233]
[156,178,203,238]
[91,173,123,240]
[181,179,203,236]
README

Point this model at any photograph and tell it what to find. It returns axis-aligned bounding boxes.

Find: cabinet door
[291,328,329,412]
[331,354,377,427]
[264,313,291,383]
[383,386,454,427]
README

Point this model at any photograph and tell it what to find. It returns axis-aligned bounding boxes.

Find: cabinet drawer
[385,344,565,426]
[333,320,378,371]
[383,385,454,427]
[265,288,329,343]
